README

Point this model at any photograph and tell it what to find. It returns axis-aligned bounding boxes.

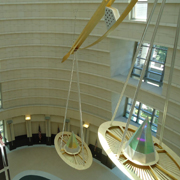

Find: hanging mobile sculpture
[55,10,92,169]
[60,0,180,177]
[62,0,138,62]
[55,52,93,170]
[98,0,180,179]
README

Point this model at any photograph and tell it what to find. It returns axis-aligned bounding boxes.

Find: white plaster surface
[7,146,122,180]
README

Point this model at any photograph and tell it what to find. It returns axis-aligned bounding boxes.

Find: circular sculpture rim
[98,121,180,180]
[55,131,93,170]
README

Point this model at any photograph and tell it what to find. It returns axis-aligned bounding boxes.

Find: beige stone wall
[0,0,179,155]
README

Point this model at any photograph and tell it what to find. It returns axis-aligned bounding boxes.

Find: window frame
[131,43,167,87]
[125,98,159,132]
[131,0,148,21]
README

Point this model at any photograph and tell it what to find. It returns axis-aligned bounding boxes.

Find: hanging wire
[60,54,75,148]
[60,2,79,148]
[117,0,167,157]
[159,7,180,146]
[110,0,158,125]
[75,52,85,165]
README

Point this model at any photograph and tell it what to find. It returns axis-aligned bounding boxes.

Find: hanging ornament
[98,0,180,179]
[55,52,92,170]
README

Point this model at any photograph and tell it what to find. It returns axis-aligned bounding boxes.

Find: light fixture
[25,115,31,121]
[83,123,89,129]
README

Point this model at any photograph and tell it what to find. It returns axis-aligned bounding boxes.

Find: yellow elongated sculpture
[62,0,115,62]
[62,0,138,62]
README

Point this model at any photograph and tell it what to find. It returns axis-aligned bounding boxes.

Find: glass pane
[149,61,164,73]
[0,126,3,131]
[151,126,157,132]
[128,98,133,104]
[135,101,140,107]
[132,116,137,122]
[139,110,152,120]
[0,121,2,125]
[146,72,161,81]
[127,105,138,116]
[139,44,149,59]
[127,104,131,112]
[126,113,137,122]
[138,118,144,125]
[126,113,129,118]
[135,58,145,68]
[153,116,158,124]
[141,104,153,113]
[133,68,141,76]
[151,47,167,63]
[134,108,138,116]
[155,110,159,117]
[133,2,147,20]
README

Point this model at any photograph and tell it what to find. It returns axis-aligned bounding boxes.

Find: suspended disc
[98,121,180,180]
[55,131,93,170]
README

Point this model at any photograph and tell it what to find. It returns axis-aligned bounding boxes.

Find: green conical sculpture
[123,118,158,165]
[64,132,81,154]
[66,131,79,149]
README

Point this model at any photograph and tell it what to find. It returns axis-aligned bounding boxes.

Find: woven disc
[98,121,180,180]
[55,131,93,170]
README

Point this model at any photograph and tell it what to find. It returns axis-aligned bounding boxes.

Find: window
[132,43,167,87]
[131,0,148,21]
[125,98,159,132]
[0,120,4,143]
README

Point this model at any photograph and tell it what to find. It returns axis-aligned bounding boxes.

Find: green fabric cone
[66,131,79,149]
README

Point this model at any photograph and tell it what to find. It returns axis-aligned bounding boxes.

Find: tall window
[132,43,167,87]
[0,120,4,143]
[125,98,159,132]
[131,0,148,21]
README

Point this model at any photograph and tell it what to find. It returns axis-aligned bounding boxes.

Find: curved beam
[82,0,138,50]
[62,0,138,62]
[62,0,114,62]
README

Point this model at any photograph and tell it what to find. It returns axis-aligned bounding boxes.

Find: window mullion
[137,102,141,123]
[150,109,155,127]
[144,47,152,82]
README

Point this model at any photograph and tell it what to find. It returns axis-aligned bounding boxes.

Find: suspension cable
[159,8,180,146]
[117,0,167,157]
[60,7,78,148]
[60,54,75,148]
[75,52,85,165]
[110,0,158,125]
